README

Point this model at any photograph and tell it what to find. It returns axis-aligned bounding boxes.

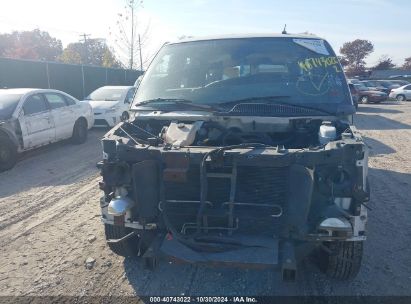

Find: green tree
[402,57,411,70]
[0,33,12,55]
[0,29,62,61]
[337,56,349,67]
[340,39,374,74]
[58,47,82,65]
[102,49,122,68]
[373,55,395,70]
[59,39,122,68]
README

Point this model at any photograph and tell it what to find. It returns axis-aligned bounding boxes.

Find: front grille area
[164,166,288,205]
[163,165,288,235]
[235,166,288,205]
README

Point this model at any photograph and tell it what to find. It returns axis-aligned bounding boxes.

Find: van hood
[85,100,120,110]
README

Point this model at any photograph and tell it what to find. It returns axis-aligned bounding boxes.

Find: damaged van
[98,34,369,281]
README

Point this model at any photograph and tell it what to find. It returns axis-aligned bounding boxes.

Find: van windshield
[133,37,352,113]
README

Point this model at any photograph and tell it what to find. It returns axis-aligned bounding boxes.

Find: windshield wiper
[218,96,291,105]
[137,98,193,106]
[215,96,334,116]
[136,98,222,112]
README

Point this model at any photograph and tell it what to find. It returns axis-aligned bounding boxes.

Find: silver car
[389,84,411,101]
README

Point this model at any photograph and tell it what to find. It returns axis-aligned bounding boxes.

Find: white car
[0,88,94,172]
[84,86,135,127]
[389,84,411,101]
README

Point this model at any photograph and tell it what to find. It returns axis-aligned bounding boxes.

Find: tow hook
[282,241,297,282]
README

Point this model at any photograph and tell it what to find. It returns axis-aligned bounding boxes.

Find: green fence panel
[107,68,126,85]
[0,57,143,99]
[0,58,48,89]
[126,69,142,85]
[83,66,107,98]
[47,62,83,99]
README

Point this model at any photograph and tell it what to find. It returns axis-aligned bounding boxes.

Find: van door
[19,93,55,149]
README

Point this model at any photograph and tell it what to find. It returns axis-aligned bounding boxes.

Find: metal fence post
[46,62,51,89]
[81,65,86,99]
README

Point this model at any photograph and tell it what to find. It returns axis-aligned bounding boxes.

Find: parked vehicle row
[348,78,410,103]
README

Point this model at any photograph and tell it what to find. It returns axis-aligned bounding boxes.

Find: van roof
[169,33,323,44]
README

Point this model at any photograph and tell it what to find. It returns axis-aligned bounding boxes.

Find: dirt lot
[1,102,411,297]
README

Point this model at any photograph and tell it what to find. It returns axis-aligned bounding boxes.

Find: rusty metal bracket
[163,153,190,182]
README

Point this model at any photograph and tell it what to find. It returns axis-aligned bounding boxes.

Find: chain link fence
[0,57,143,99]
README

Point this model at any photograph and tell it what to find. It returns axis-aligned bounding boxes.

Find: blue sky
[0,0,410,65]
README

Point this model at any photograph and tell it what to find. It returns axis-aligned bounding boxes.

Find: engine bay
[115,117,350,149]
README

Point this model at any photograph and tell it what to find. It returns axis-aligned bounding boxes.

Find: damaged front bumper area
[98,124,369,277]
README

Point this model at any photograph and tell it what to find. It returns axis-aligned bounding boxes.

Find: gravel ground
[0,102,411,297]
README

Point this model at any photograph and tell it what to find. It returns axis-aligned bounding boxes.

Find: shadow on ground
[0,129,105,198]
[123,255,324,297]
[357,106,403,114]
[363,136,396,156]
[355,114,411,130]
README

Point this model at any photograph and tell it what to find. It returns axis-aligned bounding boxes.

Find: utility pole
[79,33,90,44]
[129,0,135,69]
[79,33,91,64]
[138,34,143,71]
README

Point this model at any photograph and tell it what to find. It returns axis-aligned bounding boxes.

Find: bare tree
[108,0,152,70]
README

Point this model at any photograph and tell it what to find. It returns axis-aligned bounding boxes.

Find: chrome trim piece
[108,196,134,216]
[101,217,157,230]
[106,231,136,244]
